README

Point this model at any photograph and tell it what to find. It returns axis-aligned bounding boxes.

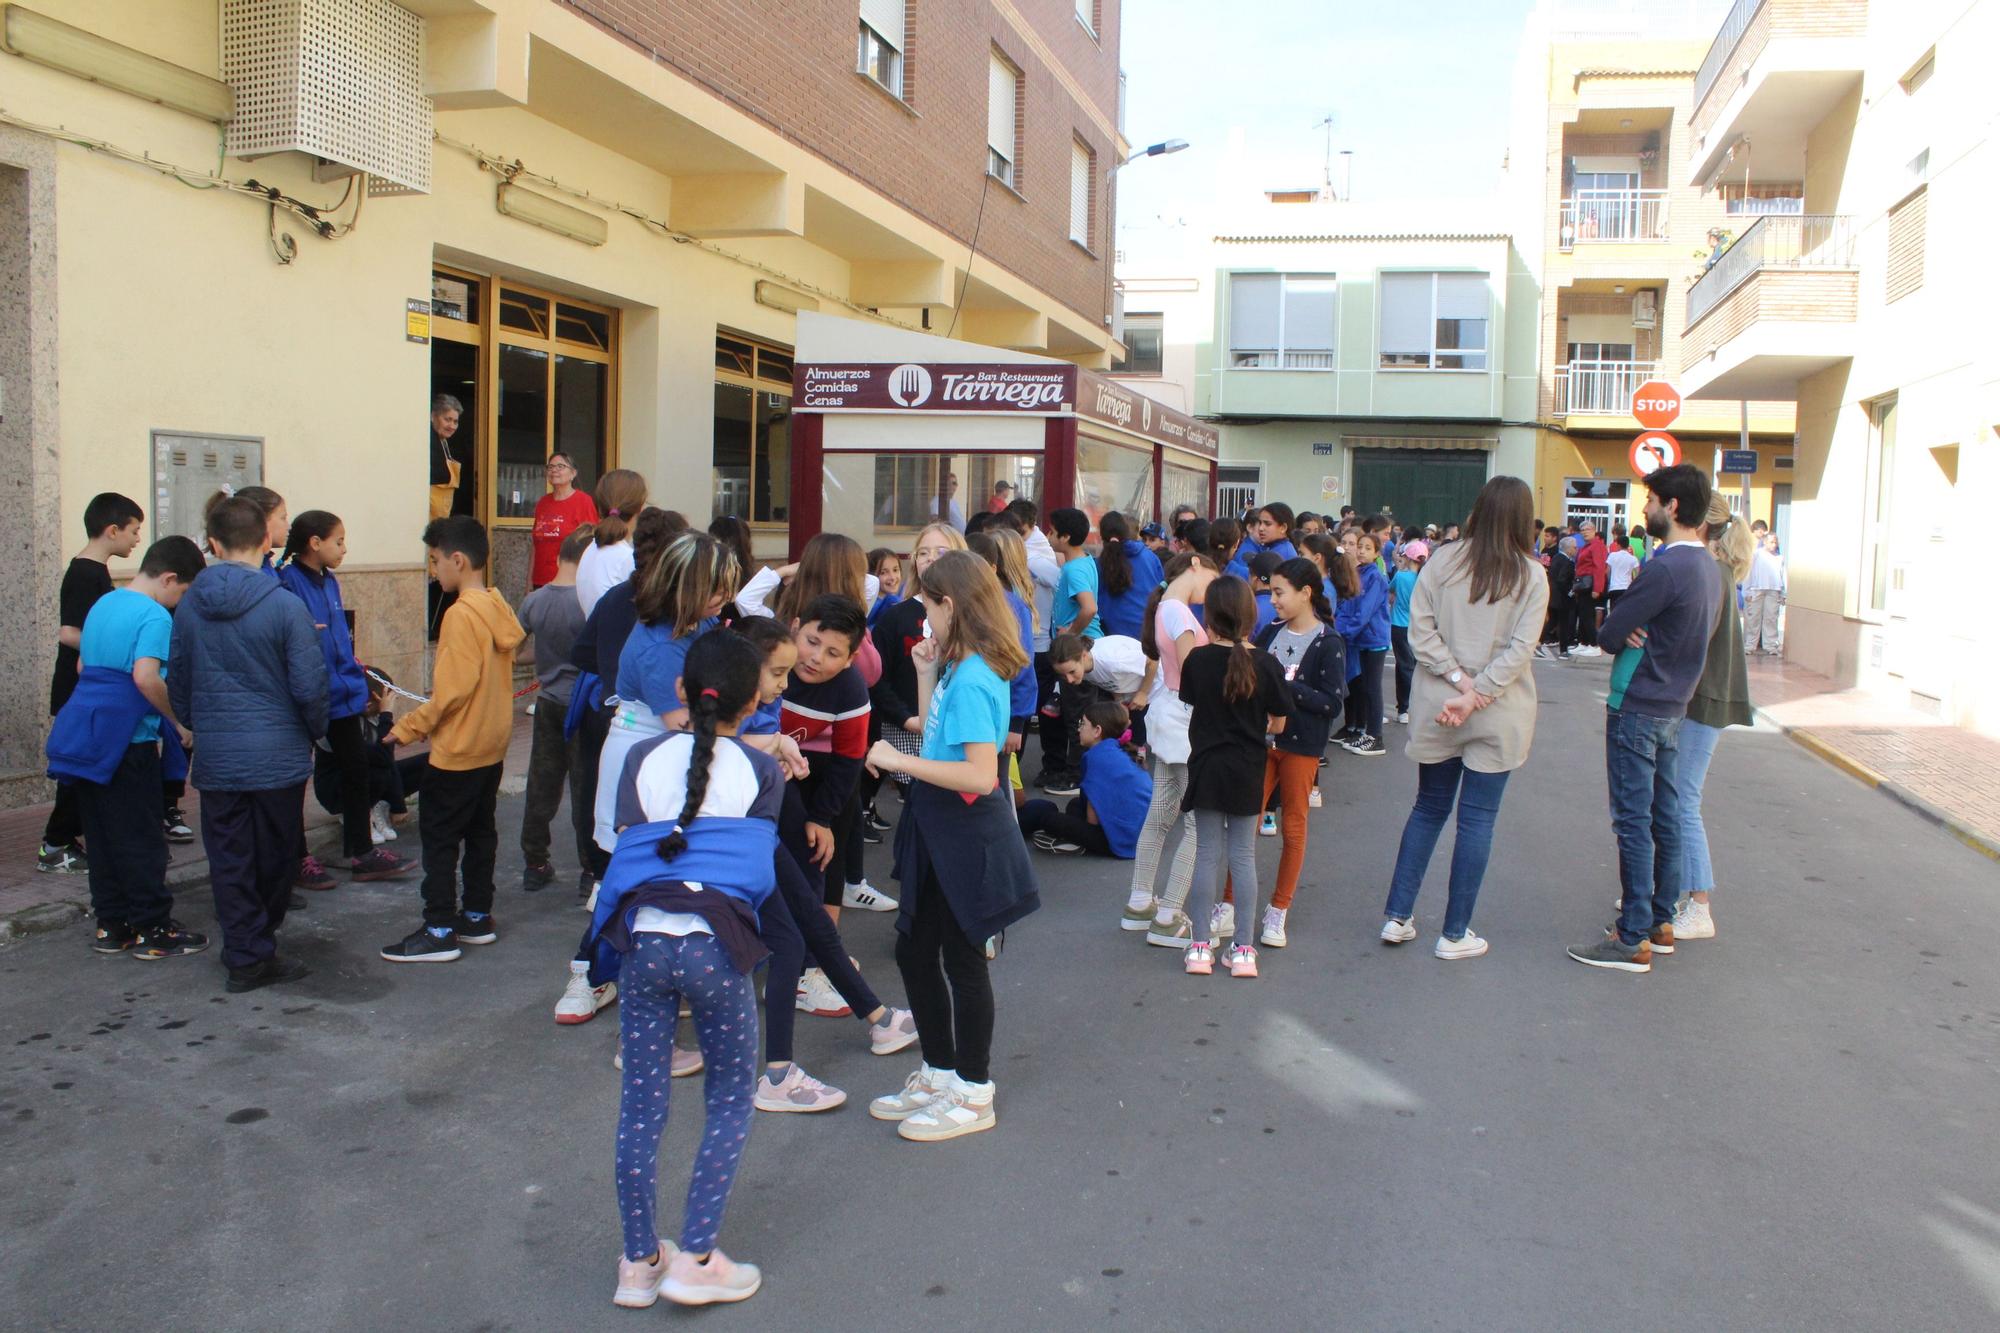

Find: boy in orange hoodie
[380,515,526,964]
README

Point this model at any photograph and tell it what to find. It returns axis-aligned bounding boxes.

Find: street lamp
[1131,139,1188,162]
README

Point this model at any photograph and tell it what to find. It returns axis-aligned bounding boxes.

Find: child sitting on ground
[1018,700,1151,859]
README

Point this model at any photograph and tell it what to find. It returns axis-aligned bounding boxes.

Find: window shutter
[1885,189,1925,303]
[1281,275,1337,352]
[1434,273,1489,320]
[1379,273,1432,356]
[859,0,904,48]
[1070,141,1091,245]
[1229,274,1281,351]
[988,54,1017,159]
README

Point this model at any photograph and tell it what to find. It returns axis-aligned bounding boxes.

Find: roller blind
[1379,273,1431,356]
[1282,275,1337,351]
[859,0,904,47]
[1070,141,1091,245]
[1229,274,1281,350]
[988,54,1017,158]
[1886,189,1925,303]
[1435,273,1488,320]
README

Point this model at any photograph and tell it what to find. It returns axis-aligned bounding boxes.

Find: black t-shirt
[50,556,115,715]
[1180,642,1293,816]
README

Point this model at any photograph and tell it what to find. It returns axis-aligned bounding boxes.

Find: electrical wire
[945,170,994,340]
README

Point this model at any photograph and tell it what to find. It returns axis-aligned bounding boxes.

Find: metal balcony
[1553,360,1658,417]
[1558,190,1670,249]
[1687,215,1855,327]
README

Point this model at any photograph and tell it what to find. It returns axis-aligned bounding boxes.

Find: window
[1380,272,1489,370]
[1075,437,1156,529]
[857,0,903,98]
[1075,0,1097,36]
[712,333,793,524]
[1863,398,1897,614]
[1886,188,1926,303]
[1228,272,1336,369]
[1217,464,1262,517]
[1722,182,1804,216]
[1161,460,1209,518]
[856,454,1037,533]
[1901,48,1934,93]
[1112,313,1163,375]
[1069,139,1094,247]
[491,285,616,519]
[988,52,1019,187]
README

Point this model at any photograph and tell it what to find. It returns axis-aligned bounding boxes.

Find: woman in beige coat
[1379,476,1549,959]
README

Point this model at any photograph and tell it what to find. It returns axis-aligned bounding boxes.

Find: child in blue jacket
[1019,700,1150,858]
[278,511,413,882]
[1335,532,1392,756]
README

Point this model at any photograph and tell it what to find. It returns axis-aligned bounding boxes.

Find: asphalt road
[4,659,1998,1331]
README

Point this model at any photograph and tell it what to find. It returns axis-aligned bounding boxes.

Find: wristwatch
[1447,669,1464,685]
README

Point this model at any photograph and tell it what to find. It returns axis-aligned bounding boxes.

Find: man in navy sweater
[1568,464,1720,975]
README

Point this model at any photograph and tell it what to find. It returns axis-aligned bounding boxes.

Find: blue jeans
[1676,719,1723,900]
[1382,759,1512,940]
[1605,708,1685,945]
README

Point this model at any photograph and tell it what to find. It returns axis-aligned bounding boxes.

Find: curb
[0,899,86,945]
[1757,706,2000,862]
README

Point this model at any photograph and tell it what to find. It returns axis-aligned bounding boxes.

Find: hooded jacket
[168,560,329,791]
[275,562,371,720]
[389,586,525,769]
[1254,619,1348,755]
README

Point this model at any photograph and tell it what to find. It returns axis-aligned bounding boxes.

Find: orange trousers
[1222,749,1318,911]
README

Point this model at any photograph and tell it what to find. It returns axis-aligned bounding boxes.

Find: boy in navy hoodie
[47,536,205,957]
[170,496,329,992]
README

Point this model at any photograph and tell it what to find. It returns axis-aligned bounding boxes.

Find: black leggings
[1344,648,1387,740]
[1390,626,1416,714]
[1017,797,1114,856]
[763,834,885,1065]
[894,870,994,1084]
[574,707,612,878]
[323,714,373,859]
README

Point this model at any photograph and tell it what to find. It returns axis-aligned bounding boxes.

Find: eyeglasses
[545,461,574,471]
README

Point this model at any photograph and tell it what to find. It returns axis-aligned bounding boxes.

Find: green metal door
[1349,448,1489,532]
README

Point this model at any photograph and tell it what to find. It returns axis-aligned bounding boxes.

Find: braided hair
[656,631,761,863]
[277,509,342,569]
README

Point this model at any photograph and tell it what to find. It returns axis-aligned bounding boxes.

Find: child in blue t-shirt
[1048,507,1102,639]
[1019,700,1150,858]
[56,537,206,957]
[1387,539,1429,723]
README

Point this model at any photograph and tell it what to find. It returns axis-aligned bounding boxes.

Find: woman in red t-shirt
[530,453,600,587]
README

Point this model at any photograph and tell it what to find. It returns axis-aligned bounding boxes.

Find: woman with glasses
[531,452,600,589]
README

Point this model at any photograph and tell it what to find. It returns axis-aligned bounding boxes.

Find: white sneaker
[583,880,600,913]
[841,879,898,912]
[1210,902,1236,943]
[795,967,852,1017]
[1434,930,1489,960]
[869,1007,919,1056]
[1395,711,1411,725]
[1380,916,1417,944]
[1573,645,1602,658]
[555,960,617,1025]
[1307,787,1323,809]
[662,1247,762,1306]
[1258,813,1278,837]
[369,801,396,844]
[1672,898,1716,940]
[1259,907,1289,948]
[897,1076,996,1142]
[870,1063,952,1121]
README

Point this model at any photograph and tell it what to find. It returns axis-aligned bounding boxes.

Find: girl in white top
[576,469,649,615]
[1124,552,1218,942]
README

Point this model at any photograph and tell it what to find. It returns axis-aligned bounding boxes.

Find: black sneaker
[861,823,884,845]
[1041,773,1081,798]
[380,926,461,963]
[92,921,138,954]
[864,806,894,833]
[130,921,210,960]
[288,892,309,911]
[521,861,556,892]
[1351,736,1388,758]
[163,807,195,844]
[455,913,499,945]
[576,870,595,902]
[37,842,87,874]
[226,954,310,993]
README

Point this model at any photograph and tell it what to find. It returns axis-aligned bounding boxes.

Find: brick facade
[554,0,1120,327]
[1692,0,1868,139]
[1681,268,1859,368]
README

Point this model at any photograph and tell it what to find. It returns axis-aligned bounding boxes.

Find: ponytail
[1141,551,1213,661]
[277,509,341,571]
[1097,512,1133,599]
[657,692,719,863]
[1203,575,1260,702]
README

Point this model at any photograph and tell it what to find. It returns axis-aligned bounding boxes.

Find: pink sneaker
[1185,942,1214,975]
[1227,944,1259,978]
[670,1045,704,1078]
[753,1063,846,1113]
[612,1238,680,1307]
[662,1248,762,1305]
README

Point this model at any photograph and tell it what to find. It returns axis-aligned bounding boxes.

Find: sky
[1114,0,1541,241]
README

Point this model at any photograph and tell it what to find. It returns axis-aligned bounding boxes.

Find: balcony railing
[1554,360,1658,416]
[1687,214,1856,327]
[1559,190,1670,248]
[1694,0,1765,109]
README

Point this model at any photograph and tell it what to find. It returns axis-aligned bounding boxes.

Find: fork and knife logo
[886,363,934,408]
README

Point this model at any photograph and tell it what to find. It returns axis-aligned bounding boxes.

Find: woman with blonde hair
[1670,492,1755,943]
[577,469,649,615]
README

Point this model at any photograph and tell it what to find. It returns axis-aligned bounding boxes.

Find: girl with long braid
[587,631,776,1308]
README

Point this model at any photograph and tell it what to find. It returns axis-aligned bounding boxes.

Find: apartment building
[1506,0,1797,537]
[1110,197,1538,526]
[1677,0,1996,735]
[0,0,1126,806]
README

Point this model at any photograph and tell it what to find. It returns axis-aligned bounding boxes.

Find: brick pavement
[0,710,537,938]
[1748,656,2000,859]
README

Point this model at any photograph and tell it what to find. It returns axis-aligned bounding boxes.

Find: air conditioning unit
[1632,289,1658,330]
[221,0,432,194]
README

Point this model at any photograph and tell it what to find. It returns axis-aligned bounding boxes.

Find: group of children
[43,470,1459,1308]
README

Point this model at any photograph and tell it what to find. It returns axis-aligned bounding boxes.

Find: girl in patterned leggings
[584,632,779,1308]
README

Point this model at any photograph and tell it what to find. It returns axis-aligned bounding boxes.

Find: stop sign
[1631,380,1682,429]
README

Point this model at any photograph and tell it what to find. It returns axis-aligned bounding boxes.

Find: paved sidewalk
[0,710,537,939]
[1748,656,2000,860]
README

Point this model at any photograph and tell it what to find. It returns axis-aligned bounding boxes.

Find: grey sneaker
[1145,910,1193,949]
[869,1007,919,1057]
[869,1064,952,1121]
[1568,935,1652,973]
[1121,897,1157,932]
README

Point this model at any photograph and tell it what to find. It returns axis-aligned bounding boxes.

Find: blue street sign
[1720,449,1759,474]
